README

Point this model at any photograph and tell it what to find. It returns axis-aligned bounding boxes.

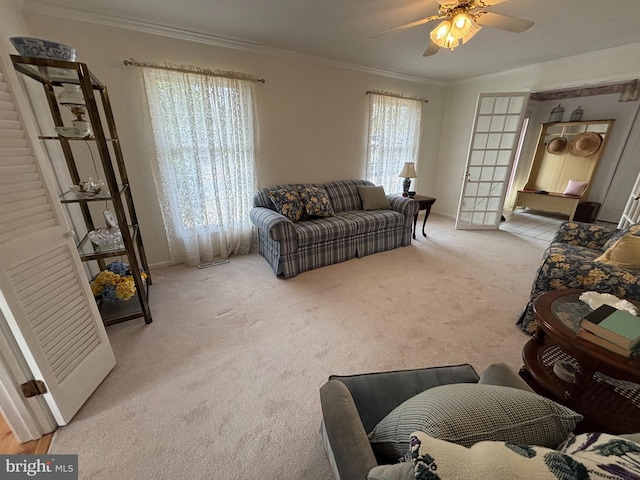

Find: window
[366,93,422,193]
[139,66,257,266]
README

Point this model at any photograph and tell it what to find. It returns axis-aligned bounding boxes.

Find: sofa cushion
[294,213,359,246]
[477,363,534,392]
[357,185,391,210]
[329,364,479,437]
[341,210,405,235]
[367,383,582,460]
[596,233,640,269]
[298,185,335,218]
[409,431,640,480]
[548,241,602,264]
[324,180,374,213]
[267,188,306,222]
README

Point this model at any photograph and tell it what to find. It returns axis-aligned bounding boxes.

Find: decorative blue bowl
[10,37,76,61]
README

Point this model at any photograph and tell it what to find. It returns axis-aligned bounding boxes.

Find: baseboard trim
[148,260,173,270]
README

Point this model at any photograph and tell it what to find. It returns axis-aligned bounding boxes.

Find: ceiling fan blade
[475,0,511,6]
[475,11,534,33]
[371,14,442,38]
[423,42,441,57]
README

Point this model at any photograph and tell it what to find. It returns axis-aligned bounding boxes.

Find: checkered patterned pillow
[267,188,306,222]
[367,383,582,460]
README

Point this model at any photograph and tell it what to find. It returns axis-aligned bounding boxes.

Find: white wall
[436,43,640,218]
[12,11,448,266]
[8,4,640,263]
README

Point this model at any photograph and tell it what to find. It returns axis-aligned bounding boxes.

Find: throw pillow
[357,185,391,210]
[267,188,306,222]
[367,462,414,480]
[563,179,589,197]
[603,223,640,252]
[367,383,582,460]
[298,185,335,217]
[410,430,640,480]
[595,233,640,269]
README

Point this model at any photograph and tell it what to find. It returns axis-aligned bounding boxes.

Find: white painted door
[618,171,640,229]
[455,92,529,229]
[600,106,640,223]
[0,60,115,426]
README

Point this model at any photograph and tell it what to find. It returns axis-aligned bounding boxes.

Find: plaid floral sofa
[250,180,418,278]
[517,221,640,334]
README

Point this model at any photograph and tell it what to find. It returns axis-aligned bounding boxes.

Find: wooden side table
[410,194,436,239]
[520,288,640,434]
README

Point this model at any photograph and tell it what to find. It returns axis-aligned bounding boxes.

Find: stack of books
[578,305,640,358]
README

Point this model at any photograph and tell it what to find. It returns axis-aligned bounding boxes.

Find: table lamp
[398,162,418,197]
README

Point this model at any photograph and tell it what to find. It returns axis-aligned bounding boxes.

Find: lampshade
[430,14,482,50]
[398,162,418,178]
[450,13,472,38]
[430,20,451,43]
[461,19,482,44]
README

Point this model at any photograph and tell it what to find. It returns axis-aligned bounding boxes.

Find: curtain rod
[123,59,265,83]
[366,90,428,103]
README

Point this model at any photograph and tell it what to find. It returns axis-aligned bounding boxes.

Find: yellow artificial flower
[115,277,136,301]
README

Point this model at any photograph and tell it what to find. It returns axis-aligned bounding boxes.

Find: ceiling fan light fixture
[441,34,460,50]
[430,20,452,44]
[450,13,473,38]
[461,19,482,44]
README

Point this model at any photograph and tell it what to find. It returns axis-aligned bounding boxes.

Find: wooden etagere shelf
[11,55,152,326]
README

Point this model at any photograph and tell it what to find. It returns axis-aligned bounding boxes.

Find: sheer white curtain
[139,66,257,266]
[366,93,422,194]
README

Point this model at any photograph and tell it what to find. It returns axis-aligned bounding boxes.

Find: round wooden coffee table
[520,288,640,434]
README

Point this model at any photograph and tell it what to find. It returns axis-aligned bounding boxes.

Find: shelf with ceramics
[38,135,118,141]
[10,54,152,325]
[77,225,138,261]
[59,183,128,203]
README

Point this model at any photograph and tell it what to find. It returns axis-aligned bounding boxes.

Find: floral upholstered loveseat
[250,179,418,278]
[517,221,640,334]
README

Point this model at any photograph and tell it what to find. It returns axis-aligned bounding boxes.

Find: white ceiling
[24,0,640,82]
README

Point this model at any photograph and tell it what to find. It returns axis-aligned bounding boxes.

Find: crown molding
[21,1,446,87]
[453,42,640,89]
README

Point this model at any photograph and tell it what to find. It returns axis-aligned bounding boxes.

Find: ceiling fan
[373,0,534,56]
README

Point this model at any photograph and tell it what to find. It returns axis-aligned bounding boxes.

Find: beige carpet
[49,214,548,479]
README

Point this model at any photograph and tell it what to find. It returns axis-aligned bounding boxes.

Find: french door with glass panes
[455,92,528,229]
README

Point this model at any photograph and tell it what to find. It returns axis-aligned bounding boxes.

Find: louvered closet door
[0,63,115,426]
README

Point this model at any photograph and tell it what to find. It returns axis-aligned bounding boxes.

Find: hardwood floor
[0,414,52,454]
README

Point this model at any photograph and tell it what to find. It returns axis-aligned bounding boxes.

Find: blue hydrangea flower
[100,284,118,303]
[106,261,129,276]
